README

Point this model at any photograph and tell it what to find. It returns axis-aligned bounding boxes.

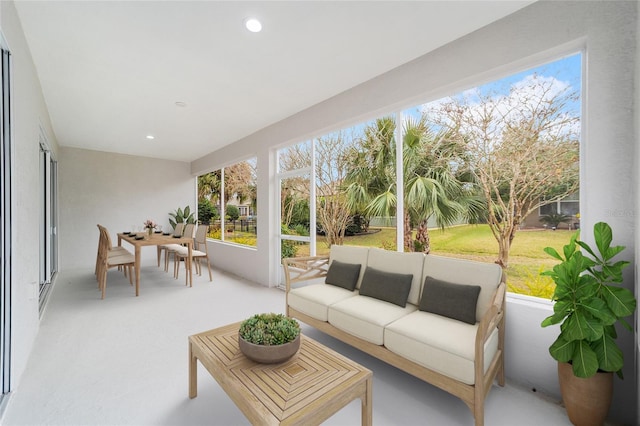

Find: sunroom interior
[1,1,638,425]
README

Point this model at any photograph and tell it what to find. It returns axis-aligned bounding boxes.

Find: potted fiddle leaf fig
[541,221,636,425]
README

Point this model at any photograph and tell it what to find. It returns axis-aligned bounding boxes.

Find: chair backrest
[96,224,110,263]
[194,223,208,245]
[183,223,196,238]
[97,224,114,249]
[173,222,185,236]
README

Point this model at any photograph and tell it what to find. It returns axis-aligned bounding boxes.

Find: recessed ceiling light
[146,135,155,140]
[244,18,262,33]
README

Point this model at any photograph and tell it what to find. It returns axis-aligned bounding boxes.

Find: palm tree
[344,115,481,253]
[197,171,221,203]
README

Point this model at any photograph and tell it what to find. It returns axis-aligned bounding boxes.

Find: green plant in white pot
[541,221,636,425]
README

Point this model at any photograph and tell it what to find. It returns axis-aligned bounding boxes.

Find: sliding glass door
[39,138,57,315]
[0,40,13,403]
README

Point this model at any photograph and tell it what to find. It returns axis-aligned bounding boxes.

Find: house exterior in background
[521,193,580,230]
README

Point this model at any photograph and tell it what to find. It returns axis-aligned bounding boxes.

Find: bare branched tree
[315,133,353,246]
[434,74,580,267]
[278,143,311,228]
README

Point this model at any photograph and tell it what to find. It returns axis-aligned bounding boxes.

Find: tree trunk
[496,226,515,268]
[403,211,413,252]
[415,220,430,254]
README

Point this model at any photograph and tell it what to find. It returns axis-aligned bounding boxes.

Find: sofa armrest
[282,256,330,292]
[474,282,506,385]
[476,282,505,341]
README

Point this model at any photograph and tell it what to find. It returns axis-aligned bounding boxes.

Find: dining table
[117,231,194,296]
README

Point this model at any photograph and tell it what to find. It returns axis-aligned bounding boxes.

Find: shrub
[226,235,257,246]
[292,224,310,237]
[507,266,556,299]
[198,199,218,224]
[226,204,240,221]
[207,227,221,240]
[540,213,572,229]
[280,224,298,258]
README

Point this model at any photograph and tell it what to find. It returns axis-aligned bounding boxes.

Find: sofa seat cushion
[328,296,417,345]
[288,284,356,321]
[384,310,499,385]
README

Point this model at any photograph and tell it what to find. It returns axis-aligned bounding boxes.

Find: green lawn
[309,225,573,298]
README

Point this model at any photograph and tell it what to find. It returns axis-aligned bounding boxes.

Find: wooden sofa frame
[283,255,506,426]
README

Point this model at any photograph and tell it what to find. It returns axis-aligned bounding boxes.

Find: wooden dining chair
[95,224,132,278]
[164,223,196,273]
[96,225,135,299]
[157,222,185,270]
[173,223,212,284]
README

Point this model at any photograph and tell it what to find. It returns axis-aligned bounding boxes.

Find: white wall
[58,147,195,269]
[505,295,560,395]
[192,2,638,423]
[1,0,58,391]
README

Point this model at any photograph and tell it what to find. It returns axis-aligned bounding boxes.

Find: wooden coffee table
[189,322,373,425]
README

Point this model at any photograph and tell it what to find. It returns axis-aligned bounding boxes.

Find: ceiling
[15,1,534,162]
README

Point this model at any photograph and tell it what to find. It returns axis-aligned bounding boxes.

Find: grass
[301,225,572,298]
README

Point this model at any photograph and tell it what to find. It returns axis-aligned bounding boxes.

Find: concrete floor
[1,266,571,425]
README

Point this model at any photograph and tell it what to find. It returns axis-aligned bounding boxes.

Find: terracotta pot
[238,335,300,364]
[558,362,613,426]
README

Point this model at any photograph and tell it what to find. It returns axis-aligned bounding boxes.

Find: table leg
[135,245,141,296]
[189,342,198,398]
[361,376,372,426]
[188,242,193,287]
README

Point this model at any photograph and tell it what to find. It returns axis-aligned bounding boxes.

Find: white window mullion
[395,111,404,252]
[309,141,316,256]
[220,168,225,241]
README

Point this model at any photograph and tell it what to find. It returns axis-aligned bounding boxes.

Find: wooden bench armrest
[282,256,330,292]
[476,283,506,346]
[474,282,506,385]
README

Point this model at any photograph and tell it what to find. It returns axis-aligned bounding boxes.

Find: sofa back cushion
[366,248,425,305]
[329,245,370,289]
[422,255,503,322]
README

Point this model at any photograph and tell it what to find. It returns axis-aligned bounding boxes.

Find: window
[278,141,313,260]
[197,157,257,247]
[539,193,580,216]
[277,116,401,261]
[275,53,581,300]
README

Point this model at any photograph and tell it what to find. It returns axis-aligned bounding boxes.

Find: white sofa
[283,245,506,426]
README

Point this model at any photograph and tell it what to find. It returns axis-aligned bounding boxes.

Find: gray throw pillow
[325,260,361,291]
[419,277,481,324]
[358,267,413,307]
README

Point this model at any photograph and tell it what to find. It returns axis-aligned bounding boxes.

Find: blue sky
[487,52,581,96]
[297,52,582,149]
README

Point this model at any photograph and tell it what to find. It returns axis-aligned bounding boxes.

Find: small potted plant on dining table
[143,219,157,237]
[238,313,301,364]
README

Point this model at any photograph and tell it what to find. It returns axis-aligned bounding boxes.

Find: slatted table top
[189,322,373,426]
